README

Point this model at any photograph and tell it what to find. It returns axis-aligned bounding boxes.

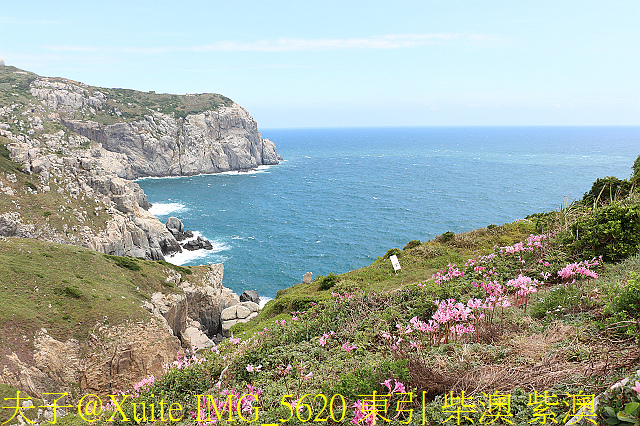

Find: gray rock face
[58,103,279,179]
[0,70,279,262]
[220,301,260,337]
[166,217,184,234]
[303,272,313,284]
[240,290,259,304]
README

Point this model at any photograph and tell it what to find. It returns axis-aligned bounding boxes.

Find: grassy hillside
[0,237,201,354]
[43,157,640,426]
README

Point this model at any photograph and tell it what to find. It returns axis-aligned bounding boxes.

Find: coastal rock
[239,290,259,304]
[303,272,313,284]
[57,103,280,179]
[166,217,184,235]
[181,327,214,350]
[183,236,213,251]
[220,301,260,337]
[0,322,180,399]
[150,292,188,338]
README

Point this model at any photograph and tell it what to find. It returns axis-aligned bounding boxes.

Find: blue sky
[1,0,639,128]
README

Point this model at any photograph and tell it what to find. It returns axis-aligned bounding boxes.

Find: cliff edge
[0,64,280,260]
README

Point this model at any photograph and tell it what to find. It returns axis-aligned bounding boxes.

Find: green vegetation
[73,154,639,425]
[0,238,214,350]
[2,125,640,424]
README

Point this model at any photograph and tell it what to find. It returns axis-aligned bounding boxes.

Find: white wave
[165,249,210,265]
[165,233,231,265]
[149,202,186,216]
[258,296,273,309]
[215,165,273,176]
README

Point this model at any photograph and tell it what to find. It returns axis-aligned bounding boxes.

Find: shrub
[318,272,340,291]
[322,359,408,401]
[439,231,455,243]
[54,286,83,299]
[383,248,401,259]
[632,153,640,183]
[570,198,640,261]
[530,285,588,319]
[155,259,192,275]
[582,176,633,206]
[605,272,640,319]
[403,240,421,250]
[104,254,142,271]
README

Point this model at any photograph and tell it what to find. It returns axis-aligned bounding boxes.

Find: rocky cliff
[0,64,280,259]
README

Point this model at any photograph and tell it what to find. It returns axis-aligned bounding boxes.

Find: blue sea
[137,126,640,300]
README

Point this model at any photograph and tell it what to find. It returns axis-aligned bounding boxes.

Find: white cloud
[45,33,501,54]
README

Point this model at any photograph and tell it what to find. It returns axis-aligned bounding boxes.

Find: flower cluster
[557,257,601,282]
[131,374,155,398]
[506,274,540,312]
[431,263,465,285]
[500,233,553,255]
[163,348,203,372]
[331,291,357,300]
[318,330,335,347]
[342,341,357,353]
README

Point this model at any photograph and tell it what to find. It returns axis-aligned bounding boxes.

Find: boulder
[239,290,259,304]
[166,217,184,235]
[221,306,237,321]
[182,236,213,251]
[303,272,313,284]
[236,305,251,319]
[181,327,214,350]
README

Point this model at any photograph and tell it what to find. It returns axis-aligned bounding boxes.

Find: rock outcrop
[25,76,280,179]
[0,320,181,399]
[3,141,181,260]
[0,264,260,400]
[144,264,248,345]
[221,301,260,338]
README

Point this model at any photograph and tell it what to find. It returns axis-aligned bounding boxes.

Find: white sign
[389,255,401,273]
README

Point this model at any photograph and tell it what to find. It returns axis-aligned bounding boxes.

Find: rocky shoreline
[0,64,274,399]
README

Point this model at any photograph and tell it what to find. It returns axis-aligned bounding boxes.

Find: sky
[1,0,639,128]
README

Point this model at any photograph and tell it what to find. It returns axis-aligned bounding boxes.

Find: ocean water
[137,126,640,299]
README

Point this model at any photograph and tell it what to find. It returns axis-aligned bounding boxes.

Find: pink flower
[246,364,262,373]
[632,381,640,398]
[342,341,356,353]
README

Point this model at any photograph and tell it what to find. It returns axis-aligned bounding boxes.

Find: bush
[439,231,455,243]
[104,254,142,271]
[570,198,640,261]
[530,285,586,319]
[318,272,340,291]
[383,248,401,259]
[604,272,640,319]
[322,359,408,401]
[632,153,640,183]
[403,240,421,250]
[155,259,192,275]
[581,176,633,206]
[54,286,83,299]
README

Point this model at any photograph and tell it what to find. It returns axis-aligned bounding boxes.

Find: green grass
[0,238,200,346]
[232,221,535,336]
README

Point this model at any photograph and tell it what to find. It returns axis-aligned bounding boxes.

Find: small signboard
[389,254,401,273]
